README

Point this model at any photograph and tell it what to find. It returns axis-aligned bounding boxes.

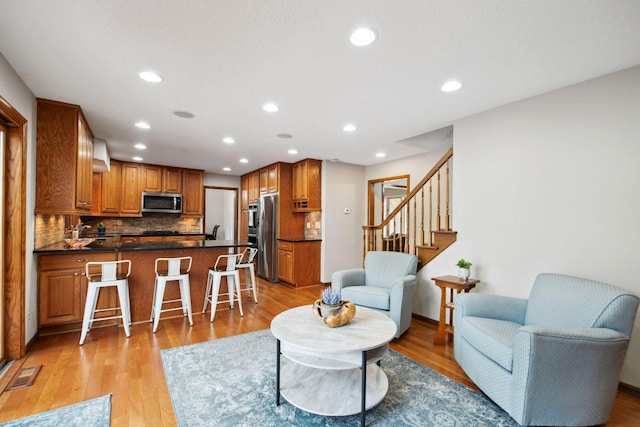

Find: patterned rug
[161,330,518,427]
[0,394,111,427]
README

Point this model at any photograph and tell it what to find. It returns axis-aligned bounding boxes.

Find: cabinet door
[142,165,163,192]
[120,163,142,215]
[292,161,308,200]
[268,164,278,193]
[164,168,182,193]
[259,168,269,195]
[240,175,249,210]
[278,249,293,283]
[91,172,102,215]
[240,210,249,242]
[39,269,82,326]
[101,160,122,213]
[75,116,94,210]
[182,169,204,216]
[249,172,259,203]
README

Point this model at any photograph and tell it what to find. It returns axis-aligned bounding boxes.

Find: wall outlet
[27,309,32,321]
[315,222,321,229]
[306,222,311,229]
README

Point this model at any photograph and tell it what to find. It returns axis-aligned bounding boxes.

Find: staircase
[362,148,455,270]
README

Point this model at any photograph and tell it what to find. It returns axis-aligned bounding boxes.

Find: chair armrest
[331,268,365,291]
[510,325,630,422]
[455,293,527,324]
[518,325,628,341]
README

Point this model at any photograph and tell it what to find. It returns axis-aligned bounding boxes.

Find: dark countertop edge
[277,238,322,242]
[34,240,251,255]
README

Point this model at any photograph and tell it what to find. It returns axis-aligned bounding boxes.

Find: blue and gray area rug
[0,394,111,427]
[161,329,518,426]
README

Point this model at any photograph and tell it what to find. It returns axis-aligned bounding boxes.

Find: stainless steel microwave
[141,192,183,214]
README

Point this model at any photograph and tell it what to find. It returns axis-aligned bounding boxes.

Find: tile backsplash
[34,214,202,248]
[304,211,322,239]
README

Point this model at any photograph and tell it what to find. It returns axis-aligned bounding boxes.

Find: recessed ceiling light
[222,137,235,144]
[288,149,298,155]
[139,71,163,83]
[223,167,231,172]
[135,121,150,129]
[132,156,143,162]
[350,27,377,46]
[134,143,147,150]
[239,158,249,163]
[441,80,463,92]
[263,103,279,113]
[343,124,357,132]
[375,152,386,158]
[174,111,195,119]
[277,133,293,139]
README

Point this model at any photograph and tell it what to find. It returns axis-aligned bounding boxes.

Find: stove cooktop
[142,230,180,236]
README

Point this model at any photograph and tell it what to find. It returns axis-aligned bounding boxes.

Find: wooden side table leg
[434,284,447,344]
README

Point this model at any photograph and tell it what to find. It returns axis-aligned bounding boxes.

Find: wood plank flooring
[0,278,638,426]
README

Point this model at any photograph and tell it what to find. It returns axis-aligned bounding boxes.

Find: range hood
[92,138,111,172]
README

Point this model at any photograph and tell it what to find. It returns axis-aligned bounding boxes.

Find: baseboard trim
[620,381,640,397]
[412,312,438,326]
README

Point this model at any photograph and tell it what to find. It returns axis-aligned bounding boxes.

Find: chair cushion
[459,316,521,372]
[341,286,390,311]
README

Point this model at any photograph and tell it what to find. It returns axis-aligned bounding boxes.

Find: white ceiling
[1,1,639,176]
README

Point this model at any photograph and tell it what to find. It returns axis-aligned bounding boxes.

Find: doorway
[204,186,237,240]
[367,174,410,228]
[0,94,28,360]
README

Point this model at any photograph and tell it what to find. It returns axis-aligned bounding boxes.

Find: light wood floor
[0,278,638,426]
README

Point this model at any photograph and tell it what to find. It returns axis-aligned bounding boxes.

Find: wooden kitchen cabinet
[35,98,94,214]
[38,252,118,329]
[240,210,249,242]
[240,175,249,210]
[277,240,320,287]
[120,162,142,216]
[142,165,182,193]
[248,171,260,203]
[182,169,204,216]
[91,160,140,217]
[259,168,269,195]
[292,159,322,212]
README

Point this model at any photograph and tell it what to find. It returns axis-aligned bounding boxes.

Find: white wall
[423,65,640,386]
[0,54,37,343]
[203,173,240,239]
[321,161,366,282]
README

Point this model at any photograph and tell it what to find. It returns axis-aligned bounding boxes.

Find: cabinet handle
[73,259,89,263]
[74,272,79,276]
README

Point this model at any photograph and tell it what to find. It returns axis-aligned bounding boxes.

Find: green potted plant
[97,222,106,236]
[456,258,472,280]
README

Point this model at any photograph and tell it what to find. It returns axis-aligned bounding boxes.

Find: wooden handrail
[362,147,454,263]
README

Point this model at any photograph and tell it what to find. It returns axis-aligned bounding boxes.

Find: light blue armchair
[454,273,639,426]
[331,251,418,338]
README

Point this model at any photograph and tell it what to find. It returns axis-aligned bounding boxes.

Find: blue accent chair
[454,273,639,426]
[331,251,418,338]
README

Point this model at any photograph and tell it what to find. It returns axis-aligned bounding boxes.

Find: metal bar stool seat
[237,247,258,303]
[150,256,193,333]
[80,260,132,345]
[202,253,243,322]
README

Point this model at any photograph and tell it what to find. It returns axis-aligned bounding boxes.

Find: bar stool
[202,253,243,322]
[237,247,258,303]
[150,256,193,333]
[80,260,131,345]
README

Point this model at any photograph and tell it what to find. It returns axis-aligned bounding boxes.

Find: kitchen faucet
[71,222,91,239]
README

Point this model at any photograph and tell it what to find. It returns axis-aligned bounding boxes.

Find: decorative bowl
[64,238,95,249]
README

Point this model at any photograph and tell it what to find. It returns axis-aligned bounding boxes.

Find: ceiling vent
[92,138,111,172]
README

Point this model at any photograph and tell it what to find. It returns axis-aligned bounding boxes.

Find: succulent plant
[321,288,342,305]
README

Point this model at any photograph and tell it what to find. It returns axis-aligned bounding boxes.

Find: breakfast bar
[34,239,251,334]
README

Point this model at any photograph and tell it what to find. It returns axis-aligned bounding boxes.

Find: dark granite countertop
[34,239,250,255]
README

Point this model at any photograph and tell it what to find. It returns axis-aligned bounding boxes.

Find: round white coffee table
[270,305,397,426]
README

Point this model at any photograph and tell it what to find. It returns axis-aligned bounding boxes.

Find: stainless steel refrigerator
[257,194,279,282]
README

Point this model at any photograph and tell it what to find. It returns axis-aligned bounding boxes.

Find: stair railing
[362,147,453,263]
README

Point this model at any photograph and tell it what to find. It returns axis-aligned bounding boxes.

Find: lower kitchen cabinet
[277,240,321,287]
[38,252,118,331]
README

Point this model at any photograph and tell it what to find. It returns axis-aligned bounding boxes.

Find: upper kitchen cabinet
[240,174,249,210]
[182,169,204,217]
[248,171,259,204]
[93,160,141,216]
[292,159,322,212]
[142,165,182,194]
[36,99,94,214]
[259,163,279,195]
